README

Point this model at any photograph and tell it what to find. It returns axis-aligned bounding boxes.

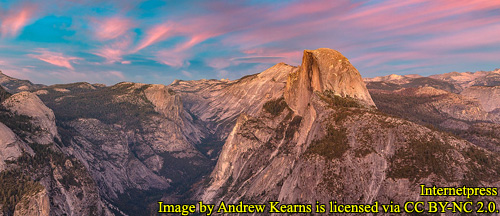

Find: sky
[1,0,500,85]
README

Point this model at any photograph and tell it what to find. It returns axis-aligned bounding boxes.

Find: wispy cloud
[133,24,173,52]
[91,16,134,41]
[93,35,133,63]
[411,24,500,51]
[27,49,82,70]
[0,4,35,38]
[155,49,189,68]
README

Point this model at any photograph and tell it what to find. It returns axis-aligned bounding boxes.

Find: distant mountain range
[1,49,499,215]
[364,69,500,92]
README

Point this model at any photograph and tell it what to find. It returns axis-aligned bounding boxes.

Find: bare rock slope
[198,49,500,212]
[461,86,500,112]
[0,122,30,172]
[285,48,375,115]
[0,91,111,215]
[2,92,59,144]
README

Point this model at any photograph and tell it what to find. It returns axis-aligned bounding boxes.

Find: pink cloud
[93,48,125,63]
[131,4,261,64]
[95,17,222,66]
[0,5,35,38]
[205,48,301,71]
[93,36,132,63]
[145,19,227,67]
[343,0,500,34]
[277,0,356,20]
[351,51,430,67]
[411,24,500,50]
[218,0,355,50]
[132,0,333,66]
[155,50,189,68]
[27,49,82,70]
[91,16,134,41]
[30,0,498,76]
[133,24,173,52]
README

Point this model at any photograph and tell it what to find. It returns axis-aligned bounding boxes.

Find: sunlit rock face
[285,48,375,115]
[0,122,25,172]
[461,86,500,112]
[2,92,59,144]
[197,49,500,211]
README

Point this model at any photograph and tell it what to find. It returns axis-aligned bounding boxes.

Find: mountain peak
[284,48,375,115]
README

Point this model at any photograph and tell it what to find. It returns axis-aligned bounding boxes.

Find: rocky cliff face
[201,100,500,206]
[170,62,296,140]
[461,86,500,112]
[371,87,499,124]
[369,87,500,152]
[366,69,500,155]
[2,92,59,145]
[13,188,50,216]
[0,122,31,172]
[198,48,500,208]
[31,82,219,214]
[285,48,375,115]
[0,91,111,216]
[0,87,9,103]
[29,63,298,214]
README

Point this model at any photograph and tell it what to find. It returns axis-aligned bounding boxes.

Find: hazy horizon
[2,62,500,87]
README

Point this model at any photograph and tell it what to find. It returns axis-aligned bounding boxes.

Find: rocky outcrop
[170,62,297,140]
[461,86,500,112]
[0,86,10,103]
[2,92,59,144]
[199,83,500,208]
[13,188,50,216]
[32,82,214,215]
[197,49,500,210]
[144,84,206,148]
[285,48,375,115]
[0,122,31,172]
[399,87,498,123]
[0,92,111,216]
[365,68,500,154]
[63,117,172,199]
[369,88,500,158]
